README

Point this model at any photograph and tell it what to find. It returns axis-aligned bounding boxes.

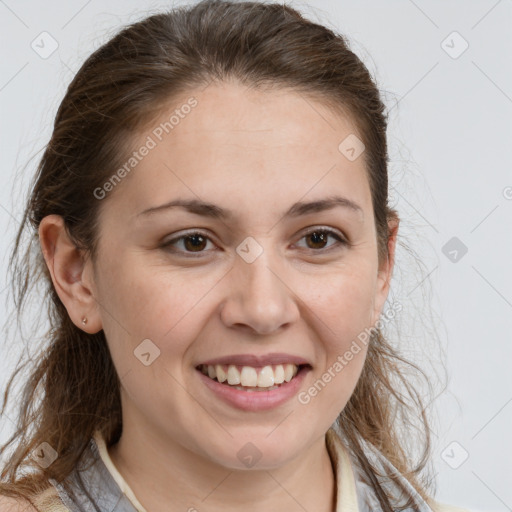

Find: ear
[371,215,399,327]
[38,214,103,334]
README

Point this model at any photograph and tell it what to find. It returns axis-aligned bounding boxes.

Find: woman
[0,1,470,511]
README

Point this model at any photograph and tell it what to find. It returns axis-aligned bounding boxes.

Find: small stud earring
[82,317,88,325]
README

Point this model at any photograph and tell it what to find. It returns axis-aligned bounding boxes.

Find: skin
[39,80,398,512]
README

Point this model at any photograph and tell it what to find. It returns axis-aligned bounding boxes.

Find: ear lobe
[38,214,102,333]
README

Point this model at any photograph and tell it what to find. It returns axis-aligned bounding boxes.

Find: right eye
[160,231,217,257]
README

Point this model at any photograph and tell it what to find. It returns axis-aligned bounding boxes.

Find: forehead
[102,81,371,222]
[160,82,361,154]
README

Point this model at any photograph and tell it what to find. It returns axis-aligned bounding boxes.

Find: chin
[206,431,306,471]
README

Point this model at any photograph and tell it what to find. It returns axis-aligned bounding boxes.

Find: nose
[219,247,300,336]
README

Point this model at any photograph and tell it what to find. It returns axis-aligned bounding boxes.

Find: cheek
[296,264,374,410]
[96,258,220,369]
[94,264,209,422]
[301,263,377,346]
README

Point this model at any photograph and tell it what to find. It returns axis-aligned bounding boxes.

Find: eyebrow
[137,195,364,221]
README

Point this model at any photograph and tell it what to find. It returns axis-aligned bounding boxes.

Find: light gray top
[47,428,438,512]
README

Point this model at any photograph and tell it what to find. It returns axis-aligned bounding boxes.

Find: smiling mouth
[196,363,310,391]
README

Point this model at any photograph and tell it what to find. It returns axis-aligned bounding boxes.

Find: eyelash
[160,227,349,257]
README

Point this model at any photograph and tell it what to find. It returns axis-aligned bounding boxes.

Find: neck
[108,424,336,512]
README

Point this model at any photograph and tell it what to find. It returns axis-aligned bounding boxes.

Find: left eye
[161,228,347,256]
[296,228,347,251]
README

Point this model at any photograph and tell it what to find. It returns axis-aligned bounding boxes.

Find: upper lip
[197,353,312,368]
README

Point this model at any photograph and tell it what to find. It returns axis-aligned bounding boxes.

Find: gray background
[1,1,511,511]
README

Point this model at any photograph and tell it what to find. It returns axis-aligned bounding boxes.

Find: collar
[48,427,436,512]
[92,430,148,512]
[91,428,358,512]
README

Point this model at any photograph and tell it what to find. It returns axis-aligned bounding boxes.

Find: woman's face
[84,81,396,469]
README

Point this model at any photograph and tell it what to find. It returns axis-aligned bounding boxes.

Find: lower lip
[197,366,311,411]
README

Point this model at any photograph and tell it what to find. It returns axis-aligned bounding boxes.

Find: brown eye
[161,227,348,258]
[182,234,208,252]
[305,231,329,250]
[161,231,214,255]
[297,228,347,252]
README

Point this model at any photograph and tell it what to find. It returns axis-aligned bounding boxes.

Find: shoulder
[0,484,69,512]
[0,495,38,511]
[429,499,473,512]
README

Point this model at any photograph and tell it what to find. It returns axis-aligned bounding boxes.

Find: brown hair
[1,1,441,510]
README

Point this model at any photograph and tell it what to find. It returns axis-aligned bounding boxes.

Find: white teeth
[216,364,227,383]
[201,363,301,389]
[274,364,285,384]
[257,366,274,387]
[284,364,296,382]
[232,385,280,392]
[240,366,258,387]
[227,365,241,385]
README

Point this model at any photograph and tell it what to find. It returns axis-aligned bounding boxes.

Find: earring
[82,316,88,326]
